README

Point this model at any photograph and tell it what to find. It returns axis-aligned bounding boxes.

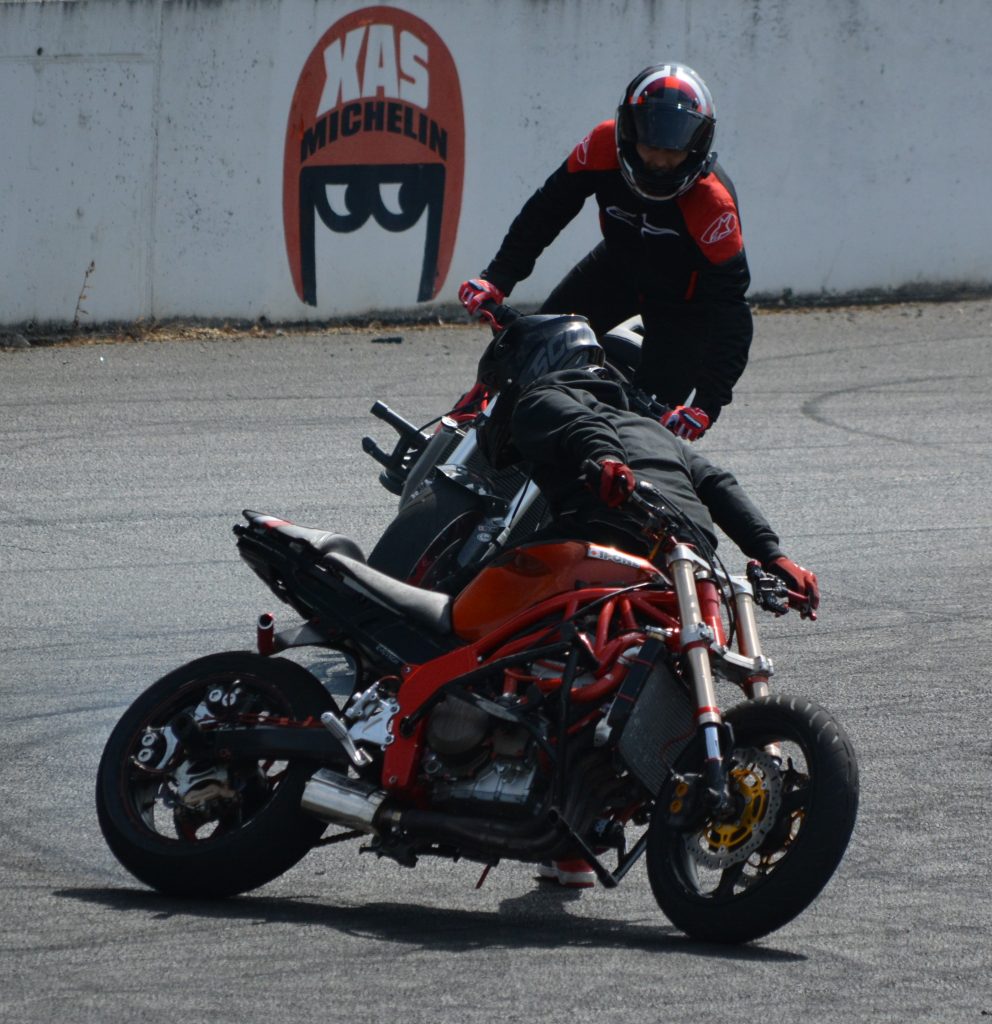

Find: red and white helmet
[616,63,716,201]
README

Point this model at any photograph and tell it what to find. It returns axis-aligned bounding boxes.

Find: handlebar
[624,385,672,422]
[745,560,790,615]
[579,459,814,619]
[579,459,682,538]
[746,560,816,619]
[478,298,521,333]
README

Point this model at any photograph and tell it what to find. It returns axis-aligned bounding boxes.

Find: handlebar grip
[626,385,672,421]
[478,299,520,331]
[580,458,602,485]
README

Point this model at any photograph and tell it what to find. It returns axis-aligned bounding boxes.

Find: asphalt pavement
[1,300,990,1023]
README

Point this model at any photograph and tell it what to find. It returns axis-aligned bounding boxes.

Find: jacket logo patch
[605,205,638,226]
[575,133,591,166]
[701,211,738,245]
[640,221,680,238]
[606,206,679,239]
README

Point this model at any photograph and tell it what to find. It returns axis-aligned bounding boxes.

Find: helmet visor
[630,103,711,153]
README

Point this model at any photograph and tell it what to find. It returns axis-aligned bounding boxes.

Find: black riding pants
[538,242,699,407]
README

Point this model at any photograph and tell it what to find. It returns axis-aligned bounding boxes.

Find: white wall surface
[0,0,988,325]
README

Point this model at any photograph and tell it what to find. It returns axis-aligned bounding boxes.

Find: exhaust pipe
[301,769,391,832]
[300,769,563,854]
[300,765,616,865]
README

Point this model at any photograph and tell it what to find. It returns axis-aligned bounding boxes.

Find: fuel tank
[451,541,661,642]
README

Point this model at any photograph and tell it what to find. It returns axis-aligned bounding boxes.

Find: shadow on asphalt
[59,886,806,961]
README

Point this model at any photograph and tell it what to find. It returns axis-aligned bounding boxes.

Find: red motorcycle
[97,463,858,944]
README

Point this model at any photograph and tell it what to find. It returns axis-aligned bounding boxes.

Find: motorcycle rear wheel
[646,694,859,944]
[96,651,338,898]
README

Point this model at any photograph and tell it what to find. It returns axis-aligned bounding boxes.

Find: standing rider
[459,63,752,440]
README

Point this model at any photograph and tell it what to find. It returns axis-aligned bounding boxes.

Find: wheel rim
[120,671,297,845]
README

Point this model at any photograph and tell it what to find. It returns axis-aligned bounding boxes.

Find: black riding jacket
[482,120,753,419]
[509,369,783,563]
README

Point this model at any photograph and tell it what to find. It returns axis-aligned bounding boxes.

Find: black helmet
[476,315,603,467]
[616,63,716,202]
[476,314,603,394]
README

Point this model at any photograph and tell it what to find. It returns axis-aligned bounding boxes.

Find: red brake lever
[785,588,817,621]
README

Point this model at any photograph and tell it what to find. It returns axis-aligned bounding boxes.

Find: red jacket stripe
[566,120,619,173]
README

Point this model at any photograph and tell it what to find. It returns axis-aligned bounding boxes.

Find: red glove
[660,405,711,440]
[764,556,820,620]
[458,278,505,325]
[588,459,636,508]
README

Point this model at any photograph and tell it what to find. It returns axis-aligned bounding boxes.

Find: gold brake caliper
[705,766,768,853]
[686,748,783,870]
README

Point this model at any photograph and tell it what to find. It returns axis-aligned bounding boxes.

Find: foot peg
[320,710,373,767]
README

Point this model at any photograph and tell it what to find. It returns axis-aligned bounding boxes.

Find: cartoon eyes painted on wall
[298,164,445,305]
[317,171,437,231]
[284,7,464,307]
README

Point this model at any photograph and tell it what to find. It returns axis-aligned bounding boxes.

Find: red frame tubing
[381,583,681,796]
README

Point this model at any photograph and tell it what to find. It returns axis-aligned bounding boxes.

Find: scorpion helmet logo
[283,6,464,306]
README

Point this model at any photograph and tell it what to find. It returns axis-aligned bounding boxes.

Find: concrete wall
[0,0,988,326]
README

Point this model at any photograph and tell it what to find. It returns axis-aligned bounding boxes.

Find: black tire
[646,694,859,944]
[367,475,483,587]
[96,651,339,898]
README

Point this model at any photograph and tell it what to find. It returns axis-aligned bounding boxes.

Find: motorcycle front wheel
[646,694,859,944]
[367,474,483,589]
[96,651,339,898]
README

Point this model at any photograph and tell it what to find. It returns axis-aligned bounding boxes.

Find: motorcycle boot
[537,859,596,888]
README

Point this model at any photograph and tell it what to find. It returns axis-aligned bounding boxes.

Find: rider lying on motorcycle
[474,358,819,888]
[476,362,819,620]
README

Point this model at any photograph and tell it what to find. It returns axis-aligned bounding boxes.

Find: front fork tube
[731,582,782,758]
[732,584,769,699]
[668,547,732,812]
[458,478,543,570]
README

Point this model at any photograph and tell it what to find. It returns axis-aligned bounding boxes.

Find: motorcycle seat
[242,511,366,562]
[298,530,365,561]
[321,552,453,636]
